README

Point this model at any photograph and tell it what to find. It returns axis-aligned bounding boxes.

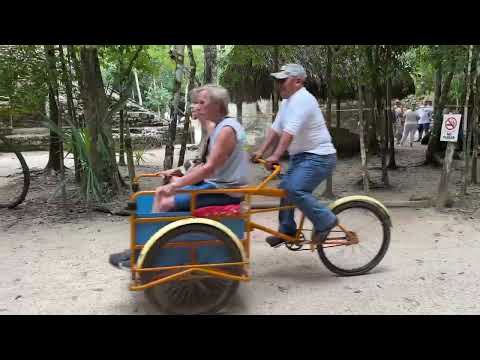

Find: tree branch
[103,46,144,123]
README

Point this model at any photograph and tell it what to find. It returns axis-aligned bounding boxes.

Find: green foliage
[133,147,151,166]
[43,113,112,202]
[144,80,171,114]
[0,45,49,118]
[405,45,469,103]
[99,45,150,94]
[98,45,205,114]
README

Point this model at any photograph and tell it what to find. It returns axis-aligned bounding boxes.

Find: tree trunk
[178,108,191,167]
[59,45,77,127]
[366,46,379,155]
[379,101,389,186]
[472,102,479,184]
[124,113,136,189]
[255,101,262,115]
[322,45,335,199]
[203,45,217,84]
[356,48,369,193]
[472,54,480,184]
[59,45,81,183]
[325,45,333,129]
[366,92,378,155]
[387,107,396,169]
[358,86,369,193]
[436,142,456,208]
[336,97,341,128]
[272,45,280,122]
[153,77,161,119]
[164,45,185,170]
[386,74,397,169]
[67,46,84,128]
[427,59,455,165]
[370,47,388,186]
[79,46,103,179]
[236,101,243,124]
[133,68,142,106]
[194,45,216,156]
[44,45,63,175]
[118,108,126,166]
[463,45,475,195]
[79,46,122,196]
[179,45,196,167]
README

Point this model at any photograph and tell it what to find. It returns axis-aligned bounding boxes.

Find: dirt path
[1,207,479,315]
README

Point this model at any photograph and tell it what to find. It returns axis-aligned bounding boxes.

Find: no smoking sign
[440,114,462,142]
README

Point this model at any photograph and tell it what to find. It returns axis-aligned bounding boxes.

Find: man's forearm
[272,131,294,158]
[258,128,279,155]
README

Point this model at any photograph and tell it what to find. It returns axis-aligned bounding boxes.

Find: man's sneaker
[265,236,285,248]
[311,218,339,245]
[265,233,295,248]
[109,249,132,271]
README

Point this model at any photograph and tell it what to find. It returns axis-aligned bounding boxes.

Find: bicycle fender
[137,218,247,270]
[328,195,392,227]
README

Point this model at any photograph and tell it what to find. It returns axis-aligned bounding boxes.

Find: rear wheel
[140,224,243,315]
[317,201,390,276]
[0,135,30,209]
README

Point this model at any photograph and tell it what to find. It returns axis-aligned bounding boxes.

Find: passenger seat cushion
[192,204,241,217]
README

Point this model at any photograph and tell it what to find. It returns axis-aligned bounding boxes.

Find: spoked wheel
[140,224,244,315]
[0,135,30,209]
[316,201,390,276]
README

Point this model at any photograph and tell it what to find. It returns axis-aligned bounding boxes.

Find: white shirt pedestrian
[400,109,419,147]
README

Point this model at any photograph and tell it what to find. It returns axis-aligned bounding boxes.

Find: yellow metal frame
[128,159,391,291]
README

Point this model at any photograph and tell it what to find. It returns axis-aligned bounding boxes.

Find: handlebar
[252,158,282,190]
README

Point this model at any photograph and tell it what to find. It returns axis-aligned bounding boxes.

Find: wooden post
[436,142,456,208]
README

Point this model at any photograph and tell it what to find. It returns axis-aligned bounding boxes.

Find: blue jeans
[174,181,241,211]
[278,152,337,235]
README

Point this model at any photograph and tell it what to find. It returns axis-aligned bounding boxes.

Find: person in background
[400,103,420,147]
[417,100,433,142]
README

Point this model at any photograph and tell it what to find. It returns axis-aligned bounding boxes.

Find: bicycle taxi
[125,159,391,314]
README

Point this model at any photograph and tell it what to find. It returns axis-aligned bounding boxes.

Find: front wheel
[317,201,391,276]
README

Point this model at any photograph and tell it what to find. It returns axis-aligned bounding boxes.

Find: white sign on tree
[440,114,462,142]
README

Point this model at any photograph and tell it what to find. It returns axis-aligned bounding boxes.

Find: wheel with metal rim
[140,224,244,315]
[0,135,30,209]
[316,201,390,276]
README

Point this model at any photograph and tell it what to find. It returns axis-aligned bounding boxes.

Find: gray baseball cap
[270,63,307,79]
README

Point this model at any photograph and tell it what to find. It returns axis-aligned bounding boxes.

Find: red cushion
[192,204,241,217]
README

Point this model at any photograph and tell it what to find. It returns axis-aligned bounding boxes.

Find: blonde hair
[190,84,230,116]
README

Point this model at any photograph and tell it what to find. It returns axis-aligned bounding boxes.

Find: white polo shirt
[272,87,336,156]
[418,106,433,125]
